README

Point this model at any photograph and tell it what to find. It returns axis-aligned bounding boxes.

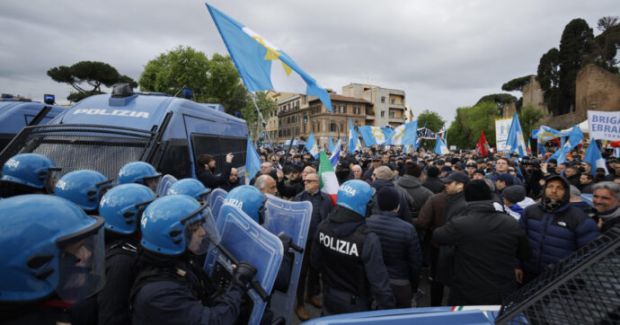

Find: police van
[0,85,249,180]
[0,95,67,152]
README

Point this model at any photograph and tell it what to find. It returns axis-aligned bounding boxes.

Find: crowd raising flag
[584,141,609,176]
[359,125,387,146]
[476,130,490,157]
[205,3,332,111]
[305,132,320,158]
[318,151,339,205]
[391,120,418,147]
[434,136,450,155]
[348,118,361,153]
[551,125,584,163]
[245,138,261,185]
[329,139,342,168]
[506,112,527,156]
[328,136,335,153]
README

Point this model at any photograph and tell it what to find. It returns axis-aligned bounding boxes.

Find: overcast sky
[0,0,616,123]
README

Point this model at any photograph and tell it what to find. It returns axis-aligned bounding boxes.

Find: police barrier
[207,188,228,222]
[262,194,312,324]
[156,174,177,196]
[205,203,283,325]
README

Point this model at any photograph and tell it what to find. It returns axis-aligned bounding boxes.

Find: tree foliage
[240,92,277,141]
[47,61,136,102]
[518,105,545,144]
[139,46,248,114]
[416,110,445,150]
[501,75,534,92]
[447,102,498,149]
[597,16,619,32]
[537,47,561,114]
[558,18,595,114]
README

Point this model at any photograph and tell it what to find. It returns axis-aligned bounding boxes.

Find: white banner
[495,118,513,151]
[588,111,620,141]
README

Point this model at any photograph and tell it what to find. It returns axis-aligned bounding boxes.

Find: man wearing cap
[433,180,529,305]
[363,156,382,183]
[495,173,514,198]
[396,161,433,220]
[423,166,444,194]
[416,172,469,306]
[520,175,599,283]
[366,187,422,308]
[370,166,414,223]
[503,185,536,220]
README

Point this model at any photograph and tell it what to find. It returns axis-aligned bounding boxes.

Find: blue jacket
[366,211,422,283]
[520,176,599,275]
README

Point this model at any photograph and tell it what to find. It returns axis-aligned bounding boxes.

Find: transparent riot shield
[155,174,177,196]
[207,188,228,222]
[262,194,312,325]
[205,203,283,325]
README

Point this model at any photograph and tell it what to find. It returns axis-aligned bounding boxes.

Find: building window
[390,111,395,118]
[353,105,360,115]
[381,96,385,103]
[330,123,337,132]
[390,97,395,104]
[381,111,385,118]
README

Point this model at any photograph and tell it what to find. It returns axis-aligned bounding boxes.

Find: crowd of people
[0,141,619,324]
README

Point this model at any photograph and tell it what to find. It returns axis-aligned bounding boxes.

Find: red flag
[476,130,490,157]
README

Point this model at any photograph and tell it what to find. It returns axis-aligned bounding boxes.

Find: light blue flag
[347,118,360,153]
[206,3,332,111]
[584,141,609,176]
[329,139,342,168]
[392,120,418,147]
[506,112,527,156]
[359,126,387,146]
[551,125,584,163]
[245,138,261,184]
[382,127,395,145]
[305,132,319,158]
[328,136,335,153]
[434,137,450,155]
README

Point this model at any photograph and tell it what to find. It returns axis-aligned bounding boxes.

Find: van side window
[191,133,247,170]
[157,140,191,179]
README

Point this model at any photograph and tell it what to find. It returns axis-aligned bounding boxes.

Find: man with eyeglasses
[293,173,334,320]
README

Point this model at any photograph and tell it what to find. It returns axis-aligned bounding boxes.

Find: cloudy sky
[0,0,616,123]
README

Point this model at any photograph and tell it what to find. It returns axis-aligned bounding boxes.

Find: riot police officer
[117,161,161,191]
[55,169,113,215]
[0,195,106,325]
[130,195,257,325]
[0,153,61,197]
[97,184,156,325]
[311,179,395,315]
[167,178,211,203]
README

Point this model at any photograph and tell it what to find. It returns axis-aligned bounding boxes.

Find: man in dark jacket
[433,180,530,305]
[370,166,413,222]
[312,180,395,316]
[519,175,599,283]
[592,181,620,233]
[196,153,233,189]
[367,187,422,308]
[292,172,334,320]
[423,166,444,194]
[396,161,433,220]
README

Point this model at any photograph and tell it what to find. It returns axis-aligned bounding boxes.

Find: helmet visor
[56,221,105,303]
[184,206,221,255]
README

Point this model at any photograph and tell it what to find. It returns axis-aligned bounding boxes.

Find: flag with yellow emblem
[206,3,332,111]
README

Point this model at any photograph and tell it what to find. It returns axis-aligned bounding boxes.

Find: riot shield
[262,194,312,325]
[207,188,228,222]
[155,174,177,196]
[205,203,283,325]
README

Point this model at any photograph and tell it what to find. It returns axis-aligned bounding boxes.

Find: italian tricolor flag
[318,150,339,206]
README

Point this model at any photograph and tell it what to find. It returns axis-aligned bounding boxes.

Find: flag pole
[250,92,272,146]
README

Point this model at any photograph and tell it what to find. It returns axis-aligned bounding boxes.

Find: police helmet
[337,180,375,217]
[223,185,266,223]
[117,161,161,187]
[99,184,156,235]
[140,195,216,256]
[1,153,61,192]
[166,178,211,201]
[0,195,105,303]
[55,169,112,213]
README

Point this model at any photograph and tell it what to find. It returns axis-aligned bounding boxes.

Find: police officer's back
[311,180,395,315]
